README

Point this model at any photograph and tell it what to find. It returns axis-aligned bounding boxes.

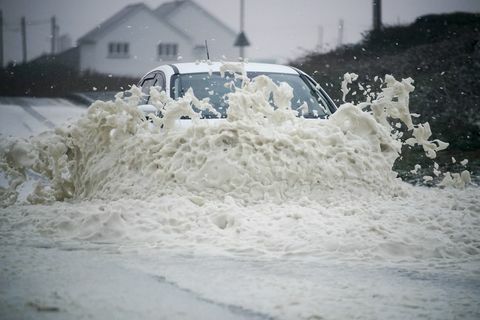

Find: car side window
[303,75,335,114]
[154,72,166,92]
[140,74,156,103]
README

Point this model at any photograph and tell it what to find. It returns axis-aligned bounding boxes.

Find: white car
[137,62,336,119]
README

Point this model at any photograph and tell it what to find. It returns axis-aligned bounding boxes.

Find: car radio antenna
[205,40,210,60]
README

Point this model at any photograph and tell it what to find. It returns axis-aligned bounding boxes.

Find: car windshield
[172,72,332,118]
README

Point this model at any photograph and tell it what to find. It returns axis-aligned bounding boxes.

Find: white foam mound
[0,73,432,203]
[0,66,478,261]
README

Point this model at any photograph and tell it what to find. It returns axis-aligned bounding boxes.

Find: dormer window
[108,42,129,58]
[158,43,178,58]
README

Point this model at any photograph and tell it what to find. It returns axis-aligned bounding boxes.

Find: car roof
[151,61,299,75]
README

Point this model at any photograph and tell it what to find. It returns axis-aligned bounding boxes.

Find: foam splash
[1,71,416,204]
[0,65,478,260]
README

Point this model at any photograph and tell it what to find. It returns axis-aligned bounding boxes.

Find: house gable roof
[154,0,237,37]
[155,0,186,17]
[78,2,191,44]
[79,3,145,44]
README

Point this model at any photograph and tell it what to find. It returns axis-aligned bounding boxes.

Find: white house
[77,1,238,76]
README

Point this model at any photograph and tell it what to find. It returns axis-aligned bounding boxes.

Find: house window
[108,42,129,58]
[158,43,178,58]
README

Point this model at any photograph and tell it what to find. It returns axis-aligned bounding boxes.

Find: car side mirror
[137,104,158,119]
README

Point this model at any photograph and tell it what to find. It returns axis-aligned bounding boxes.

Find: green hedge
[292,13,480,152]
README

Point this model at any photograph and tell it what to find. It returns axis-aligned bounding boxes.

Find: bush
[291,12,480,152]
[0,57,136,97]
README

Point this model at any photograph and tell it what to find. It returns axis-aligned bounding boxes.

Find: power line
[2,15,59,64]
[3,18,50,30]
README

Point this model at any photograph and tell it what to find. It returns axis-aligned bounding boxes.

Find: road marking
[16,98,56,129]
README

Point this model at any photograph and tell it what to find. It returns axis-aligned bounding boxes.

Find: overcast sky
[1,0,479,65]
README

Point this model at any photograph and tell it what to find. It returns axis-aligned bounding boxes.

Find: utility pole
[316,25,324,53]
[337,19,344,48]
[234,0,250,59]
[55,24,60,54]
[0,10,3,68]
[21,16,27,63]
[373,0,382,31]
[51,16,56,54]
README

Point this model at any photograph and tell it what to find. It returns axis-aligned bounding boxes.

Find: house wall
[80,8,193,77]
[168,3,238,60]
[80,43,96,72]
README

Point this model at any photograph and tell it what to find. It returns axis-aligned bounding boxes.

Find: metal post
[51,16,56,54]
[239,0,244,58]
[317,25,324,53]
[373,0,382,31]
[234,0,250,59]
[21,16,27,63]
[0,10,3,68]
[240,0,244,32]
[337,19,344,48]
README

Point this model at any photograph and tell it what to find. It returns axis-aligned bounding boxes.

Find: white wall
[81,8,193,77]
[79,43,96,72]
[167,3,238,61]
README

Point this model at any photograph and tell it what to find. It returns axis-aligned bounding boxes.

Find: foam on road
[0,97,86,138]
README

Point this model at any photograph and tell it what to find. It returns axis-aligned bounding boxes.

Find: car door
[139,71,166,104]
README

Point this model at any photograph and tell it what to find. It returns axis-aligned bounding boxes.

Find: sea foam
[0,63,477,260]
